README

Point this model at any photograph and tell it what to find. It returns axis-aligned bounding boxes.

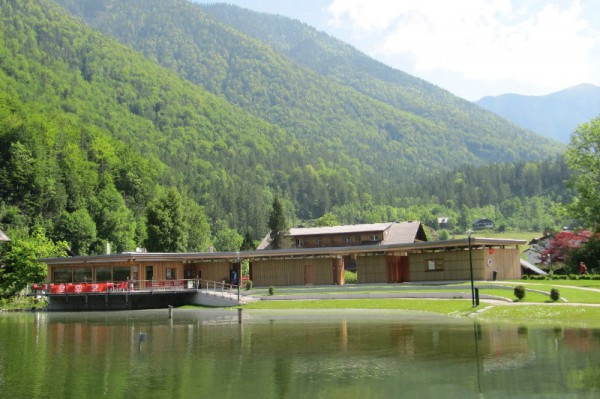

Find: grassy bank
[241,297,600,327]
[0,296,47,311]
[241,281,600,327]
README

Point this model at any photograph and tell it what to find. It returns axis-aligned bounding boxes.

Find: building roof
[257,221,426,250]
[520,259,548,275]
[0,230,10,242]
[40,237,527,265]
[289,222,393,237]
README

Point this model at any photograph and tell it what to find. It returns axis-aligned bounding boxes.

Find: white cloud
[327,0,600,97]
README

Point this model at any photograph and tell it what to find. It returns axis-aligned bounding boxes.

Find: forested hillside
[54,1,561,171]
[0,0,302,252]
[0,0,572,260]
[199,3,548,162]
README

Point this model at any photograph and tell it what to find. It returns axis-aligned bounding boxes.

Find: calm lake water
[0,309,598,398]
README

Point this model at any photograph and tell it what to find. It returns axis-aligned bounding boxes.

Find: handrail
[196,278,239,299]
[29,278,241,296]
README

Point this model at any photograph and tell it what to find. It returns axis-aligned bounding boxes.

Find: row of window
[52,266,178,283]
[296,234,380,247]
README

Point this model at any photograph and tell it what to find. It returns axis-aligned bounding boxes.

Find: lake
[0,309,598,398]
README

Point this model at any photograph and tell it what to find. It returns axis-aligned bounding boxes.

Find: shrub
[579,274,591,280]
[569,274,579,280]
[344,270,358,284]
[245,280,253,290]
[550,288,560,302]
[521,275,529,280]
[514,285,526,301]
[268,286,275,296]
[591,275,600,280]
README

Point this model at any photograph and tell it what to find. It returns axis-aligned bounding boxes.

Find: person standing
[580,262,588,275]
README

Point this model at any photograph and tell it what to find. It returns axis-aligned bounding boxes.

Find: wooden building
[41,222,526,288]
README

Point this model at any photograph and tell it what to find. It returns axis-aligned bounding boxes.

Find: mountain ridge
[477,83,600,143]
[54,0,562,170]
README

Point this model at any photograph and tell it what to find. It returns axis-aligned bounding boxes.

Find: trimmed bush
[245,280,253,291]
[344,270,358,284]
[521,275,529,280]
[268,286,275,296]
[550,288,560,302]
[569,274,580,280]
[514,285,526,301]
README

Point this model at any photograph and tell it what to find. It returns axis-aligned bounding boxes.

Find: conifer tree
[267,196,289,249]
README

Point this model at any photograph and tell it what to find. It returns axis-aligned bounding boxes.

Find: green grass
[0,296,47,310]
[242,298,474,315]
[474,305,600,327]
[479,281,600,304]
[477,288,551,303]
[240,297,600,327]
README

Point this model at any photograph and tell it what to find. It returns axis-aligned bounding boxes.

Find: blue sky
[194,1,600,101]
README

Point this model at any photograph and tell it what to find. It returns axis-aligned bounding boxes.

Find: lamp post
[467,229,475,306]
[236,250,241,304]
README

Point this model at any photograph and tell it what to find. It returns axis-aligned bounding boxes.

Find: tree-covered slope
[0,0,310,247]
[199,3,558,161]
[477,83,600,143]
[0,0,573,259]
[54,0,562,173]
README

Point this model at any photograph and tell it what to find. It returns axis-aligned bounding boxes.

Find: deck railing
[30,278,240,297]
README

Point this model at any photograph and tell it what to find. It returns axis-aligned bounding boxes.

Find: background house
[472,218,494,230]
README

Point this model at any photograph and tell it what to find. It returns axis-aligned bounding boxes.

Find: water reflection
[0,310,599,398]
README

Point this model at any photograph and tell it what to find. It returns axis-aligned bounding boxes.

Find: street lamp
[466,229,475,306]
[235,250,241,304]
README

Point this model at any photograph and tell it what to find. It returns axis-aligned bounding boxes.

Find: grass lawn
[478,280,600,304]
[477,288,551,303]
[242,298,474,315]
[474,305,600,328]
[239,280,600,327]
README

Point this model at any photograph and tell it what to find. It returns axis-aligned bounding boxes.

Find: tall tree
[212,220,243,252]
[565,116,600,231]
[240,231,255,251]
[182,196,212,253]
[0,227,68,298]
[53,209,97,255]
[145,188,187,252]
[267,196,290,249]
[90,182,136,253]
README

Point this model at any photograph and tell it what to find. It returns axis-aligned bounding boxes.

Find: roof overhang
[40,237,526,265]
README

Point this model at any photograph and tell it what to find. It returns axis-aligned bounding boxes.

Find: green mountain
[0,0,302,249]
[0,0,568,255]
[477,83,600,143]
[53,0,561,171]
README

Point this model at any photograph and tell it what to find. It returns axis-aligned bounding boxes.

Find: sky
[196,0,600,101]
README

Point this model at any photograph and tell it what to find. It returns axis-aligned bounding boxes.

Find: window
[371,234,379,241]
[166,268,177,280]
[315,237,322,245]
[113,267,130,282]
[345,236,351,244]
[53,267,73,283]
[426,259,443,271]
[95,267,111,282]
[73,267,92,283]
[296,239,303,247]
